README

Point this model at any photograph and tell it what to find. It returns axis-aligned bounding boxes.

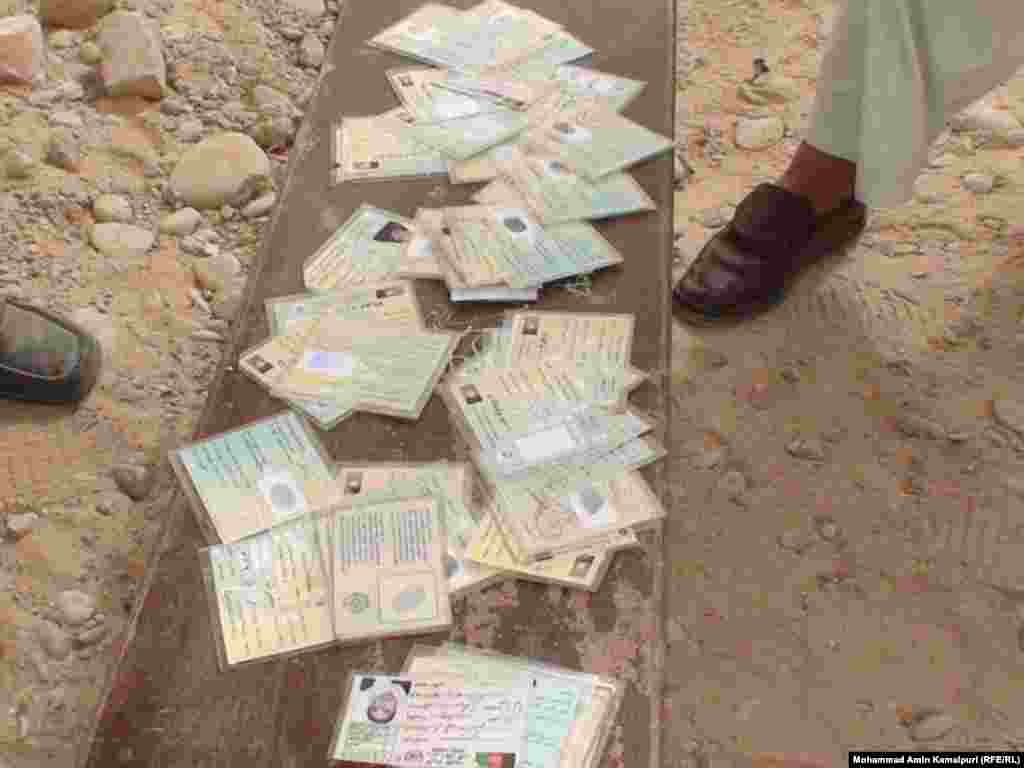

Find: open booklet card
[170,411,342,545]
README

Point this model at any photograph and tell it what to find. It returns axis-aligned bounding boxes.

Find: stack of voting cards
[329,643,623,768]
[440,310,668,567]
[329,0,672,300]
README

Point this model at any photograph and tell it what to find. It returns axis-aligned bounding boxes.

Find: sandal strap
[729,183,816,257]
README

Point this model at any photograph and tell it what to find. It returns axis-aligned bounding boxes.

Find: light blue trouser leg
[806,0,1024,209]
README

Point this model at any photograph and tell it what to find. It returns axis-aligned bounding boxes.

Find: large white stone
[93,194,133,223]
[55,590,96,626]
[169,132,271,209]
[0,14,44,84]
[90,222,154,258]
[96,11,166,100]
[40,0,114,29]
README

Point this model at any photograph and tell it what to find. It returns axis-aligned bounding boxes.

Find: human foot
[672,183,867,325]
[0,298,102,404]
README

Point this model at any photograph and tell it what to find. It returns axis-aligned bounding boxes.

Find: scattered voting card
[199,516,334,668]
[366,3,468,67]
[484,28,594,78]
[433,73,560,112]
[271,316,458,421]
[440,360,647,460]
[494,143,656,225]
[446,68,643,186]
[303,205,419,293]
[402,644,624,768]
[170,411,341,545]
[239,317,361,430]
[473,405,655,485]
[503,310,648,398]
[467,508,640,592]
[398,108,531,161]
[329,672,530,767]
[264,280,425,337]
[543,65,647,113]
[526,103,674,180]
[386,67,486,122]
[329,496,452,644]
[441,205,623,290]
[485,467,665,562]
[424,0,564,74]
[333,109,449,185]
[404,207,542,301]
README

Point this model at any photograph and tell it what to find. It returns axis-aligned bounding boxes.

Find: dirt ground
[5,0,1024,764]
[666,0,1024,762]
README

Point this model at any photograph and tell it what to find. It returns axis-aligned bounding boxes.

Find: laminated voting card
[169,411,341,545]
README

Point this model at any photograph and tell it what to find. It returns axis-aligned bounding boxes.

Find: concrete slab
[81,1,676,766]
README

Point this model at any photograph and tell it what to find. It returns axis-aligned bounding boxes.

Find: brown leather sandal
[672,183,867,325]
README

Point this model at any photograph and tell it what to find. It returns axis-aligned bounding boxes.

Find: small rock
[282,0,324,14]
[90,222,154,259]
[895,413,946,440]
[962,172,995,194]
[112,463,153,501]
[79,40,102,65]
[910,712,956,742]
[786,437,826,462]
[46,129,82,173]
[951,104,1020,140]
[737,74,799,105]
[180,235,218,257]
[170,132,271,209]
[96,11,166,99]
[993,399,1024,437]
[0,14,45,84]
[735,116,785,150]
[191,329,223,342]
[719,469,748,499]
[177,118,204,142]
[59,79,85,100]
[161,96,192,116]
[38,622,72,660]
[4,511,39,539]
[813,516,841,542]
[299,33,325,69]
[280,26,303,41]
[40,0,114,29]
[94,491,126,516]
[158,207,201,236]
[251,84,295,117]
[50,110,83,129]
[56,590,96,626]
[48,28,76,48]
[1006,128,1024,147]
[74,622,108,647]
[93,194,132,223]
[4,149,35,179]
[193,252,240,293]
[241,192,276,219]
